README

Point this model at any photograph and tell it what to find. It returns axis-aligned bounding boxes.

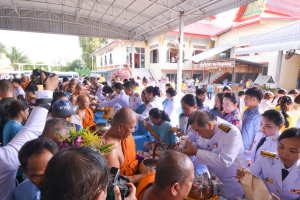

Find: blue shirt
[153,121,178,147]
[241,106,263,150]
[207,85,213,92]
[13,87,25,98]
[200,104,210,112]
[209,109,222,118]
[64,91,71,98]
[135,103,148,136]
[3,120,23,146]
[15,179,41,200]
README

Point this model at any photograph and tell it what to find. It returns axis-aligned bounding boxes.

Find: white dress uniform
[250,130,280,164]
[249,153,300,200]
[136,96,162,121]
[193,117,247,200]
[163,97,178,127]
[98,90,129,108]
[95,84,105,101]
[291,103,300,123]
[129,91,142,111]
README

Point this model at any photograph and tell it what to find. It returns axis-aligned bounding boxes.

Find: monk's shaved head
[154,150,194,189]
[77,94,88,103]
[0,80,14,93]
[75,84,84,90]
[112,107,136,126]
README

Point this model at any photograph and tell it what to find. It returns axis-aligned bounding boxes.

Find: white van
[53,72,80,82]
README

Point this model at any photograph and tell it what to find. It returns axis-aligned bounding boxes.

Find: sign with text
[196,60,235,68]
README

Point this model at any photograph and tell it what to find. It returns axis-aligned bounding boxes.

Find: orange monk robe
[120,134,139,176]
[21,81,30,91]
[63,84,68,92]
[136,172,156,200]
[82,107,96,130]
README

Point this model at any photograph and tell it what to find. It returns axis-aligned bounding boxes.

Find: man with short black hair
[123,81,142,110]
[97,82,129,108]
[139,150,194,200]
[41,118,71,146]
[12,78,25,99]
[64,82,76,98]
[25,84,38,113]
[182,110,247,199]
[242,87,264,150]
[15,137,59,200]
[0,80,15,144]
[288,89,299,100]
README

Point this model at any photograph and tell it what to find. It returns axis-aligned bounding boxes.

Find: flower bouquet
[183,87,195,94]
[58,126,115,155]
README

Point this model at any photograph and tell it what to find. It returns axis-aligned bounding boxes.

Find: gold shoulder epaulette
[134,93,139,97]
[218,124,230,133]
[260,150,277,159]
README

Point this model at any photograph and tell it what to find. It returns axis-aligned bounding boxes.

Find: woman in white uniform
[136,86,163,122]
[162,87,178,127]
[250,109,285,164]
[236,128,300,200]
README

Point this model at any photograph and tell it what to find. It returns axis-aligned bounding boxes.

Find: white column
[131,39,135,78]
[177,11,184,94]
[275,51,283,88]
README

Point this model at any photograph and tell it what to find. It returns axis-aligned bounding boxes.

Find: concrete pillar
[275,51,283,88]
[131,39,135,78]
[177,11,184,94]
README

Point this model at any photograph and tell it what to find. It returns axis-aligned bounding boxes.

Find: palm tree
[6,46,30,70]
[0,43,7,54]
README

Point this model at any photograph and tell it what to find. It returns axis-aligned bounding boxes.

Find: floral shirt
[222,108,242,132]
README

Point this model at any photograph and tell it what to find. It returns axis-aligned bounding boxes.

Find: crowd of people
[0,71,300,200]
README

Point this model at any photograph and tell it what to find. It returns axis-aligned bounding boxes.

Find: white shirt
[98,90,129,108]
[129,91,142,111]
[0,90,52,200]
[239,97,245,113]
[259,99,273,112]
[273,97,280,106]
[193,117,247,200]
[136,97,162,121]
[95,84,105,101]
[163,97,178,127]
[249,155,300,200]
[250,130,280,164]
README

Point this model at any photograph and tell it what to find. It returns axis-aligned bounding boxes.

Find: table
[94,111,108,124]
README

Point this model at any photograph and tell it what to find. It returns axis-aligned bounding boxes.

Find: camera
[107,167,130,200]
[30,69,55,85]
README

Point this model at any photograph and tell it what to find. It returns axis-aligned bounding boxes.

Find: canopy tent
[0,0,256,40]
[254,75,274,84]
[236,20,300,55]
[185,43,235,62]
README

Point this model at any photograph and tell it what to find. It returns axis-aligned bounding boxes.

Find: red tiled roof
[169,22,225,38]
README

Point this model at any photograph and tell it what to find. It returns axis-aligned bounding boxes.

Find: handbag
[236,158,272,200]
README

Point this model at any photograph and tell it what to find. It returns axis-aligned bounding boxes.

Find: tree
[0,43,7,54]
[63,59,82,72]
[75,66,90,77]
[6,46,30,70]
[78,37,109,70]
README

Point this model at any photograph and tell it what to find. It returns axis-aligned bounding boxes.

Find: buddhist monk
[69,83,84,106]
[103,107,152,183]
[76,94,96,130]
[63,78,77,92]
[138,150,194,200]
[21,76,30,91]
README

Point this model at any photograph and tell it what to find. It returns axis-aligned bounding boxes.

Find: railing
[147,64,158,81]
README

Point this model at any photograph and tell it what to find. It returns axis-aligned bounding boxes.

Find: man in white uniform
[97,82,129,108]
[0,73,59,200]
[123,81,142,111]
[183,110,247,200]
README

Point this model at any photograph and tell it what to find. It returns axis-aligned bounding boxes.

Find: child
[242,87,264,150]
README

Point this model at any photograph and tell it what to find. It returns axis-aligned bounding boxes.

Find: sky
[0,9,236,66]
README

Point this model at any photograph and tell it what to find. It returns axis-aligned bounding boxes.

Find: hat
[52,99,76,118]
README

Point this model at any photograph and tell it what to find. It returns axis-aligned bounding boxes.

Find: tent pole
[177,11,184,94]
[275,51,283,88]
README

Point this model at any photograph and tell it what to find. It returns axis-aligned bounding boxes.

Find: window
[105,55,107,65]
[219,50,230,59]
[109,54,113,65]
[126,47,145,68]
[150,49,159,63]
[192,50,204,56]
[100,57,103,66]
[166,50,184,63]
